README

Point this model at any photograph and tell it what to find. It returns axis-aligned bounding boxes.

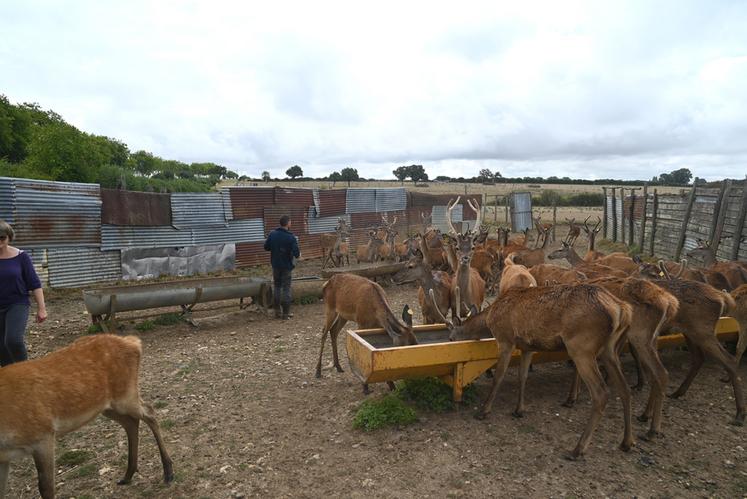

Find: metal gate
[509,192,533,232]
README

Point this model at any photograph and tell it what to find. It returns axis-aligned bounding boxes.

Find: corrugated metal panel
[11,178,101,248]
[460,194,482,220]
[274,187,314,207]
[346,189,377,213]
[606,196,614,240]
[318,189,347,216]
[432,204,463,233]
[47,247,121,288]
[229,187,274,219]
[101,189,171,226]
[375,188,407,212]
[18,248,48,287]
[0,177,15,223]
[171,193,226,227]
[101,225,193,250]
[299,233,323,260]
[221,189,234,221]
[509,192,533,233]
[312,189,320,214]
[236,241,267,267]
[264,207,307,235]
[351,211,383,230]
[616,198,624,242]
[192,219,265,245]
[307,207,351,234]
[121,244,235,280]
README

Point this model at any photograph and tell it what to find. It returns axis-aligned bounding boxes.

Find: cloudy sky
[2,1,746,180]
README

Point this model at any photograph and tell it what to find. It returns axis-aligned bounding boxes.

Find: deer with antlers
[444,197,486,318]
[320,218,348,269]
[533,213,554,248]
[507,220,553,268]
[686,238,747,290]
[429,282,634,459]
[315,273,416,393]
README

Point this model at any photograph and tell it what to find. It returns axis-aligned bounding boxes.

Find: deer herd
[316,198,747,459]
[3,198,747,498]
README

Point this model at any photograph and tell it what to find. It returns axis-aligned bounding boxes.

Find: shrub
[135,320,155,331]
[353,394,417,431]
[397,377,479,412]
[154,313,182,326]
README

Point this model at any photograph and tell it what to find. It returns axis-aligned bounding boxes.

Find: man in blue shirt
[264,215,300,319]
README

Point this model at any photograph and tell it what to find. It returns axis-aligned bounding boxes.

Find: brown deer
[732,284,747,367]
[566,277,679,439]
[429,284,634,459]
[635,261,745,425]
[0,335,174,499]
[445,197,486,317]
[315,273,417,393]
[508,221,553,267]
[528,263,587,285]
[548,242,634,276]
[686,238,747,290]
[533,213,554,248]
[320,218,347,268]
[355,230,386,263]
[564,218,581,247]
[581,216,605,262]
[499,254,537,295]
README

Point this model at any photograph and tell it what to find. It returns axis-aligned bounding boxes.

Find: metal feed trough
[83,276,271,330]
[346,317,740,402]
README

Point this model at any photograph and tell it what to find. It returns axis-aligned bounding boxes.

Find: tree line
[0,95,238,192]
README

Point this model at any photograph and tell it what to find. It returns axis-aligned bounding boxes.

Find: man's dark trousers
[273,267,292,318]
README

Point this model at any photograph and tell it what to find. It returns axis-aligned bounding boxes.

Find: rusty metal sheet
[10,178,101,248]
[298,233,323,260]
[46,247,121,288]
[221,189,234,221]
[318,189,347,217]
[264,206,307,235]
[274,187,314,207]
[236,241,268,267]
[351,212,383,230]
[101,188,171,226]
[228,187,274,219]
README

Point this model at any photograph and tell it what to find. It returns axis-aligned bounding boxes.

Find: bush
[154,313,182,326]
[135,320,155,331]
[532,190,604,207]
[353,394,418,431]
[396,377,478,412]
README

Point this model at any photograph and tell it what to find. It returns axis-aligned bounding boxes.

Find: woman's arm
[32,287,47,323]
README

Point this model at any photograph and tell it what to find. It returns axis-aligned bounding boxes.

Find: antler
[446,196,461,235]
[428,289,452,327]
[466,198,481,232]
[582,215,592,234]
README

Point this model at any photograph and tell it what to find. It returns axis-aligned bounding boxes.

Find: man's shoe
[274,307,282,319]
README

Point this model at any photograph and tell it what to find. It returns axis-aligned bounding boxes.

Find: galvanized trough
[346,317,740,402]
[83,276,271,329]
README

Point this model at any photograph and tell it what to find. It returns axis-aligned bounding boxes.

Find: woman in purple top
[0,220,47,366]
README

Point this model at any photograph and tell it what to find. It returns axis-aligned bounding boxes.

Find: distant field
[220,179,686,197]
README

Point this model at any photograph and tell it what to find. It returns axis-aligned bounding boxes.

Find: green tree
[340,167,359,187]
[329,171,342,186]
[0,95,32,162]
[262,170,271,182]
[393,166,409,184]
[25,122,103,183]
[286,165,303,179]
[409,164,428,182]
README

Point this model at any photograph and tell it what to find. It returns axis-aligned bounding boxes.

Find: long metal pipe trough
[346,317,741,402]
[83,276,270,325]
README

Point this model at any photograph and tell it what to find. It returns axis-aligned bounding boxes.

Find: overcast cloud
[2,0,746,180]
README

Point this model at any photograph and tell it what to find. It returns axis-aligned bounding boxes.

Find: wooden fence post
[629,190,636,246]
[494,195,498,224]
[505,195,510,225]
[611,188,617,243]
[709,180,732,254]
[602,187,608,239]
[675,187,697,261]
[552,203,557,242]
[649,189,658,257]
[731,180,747,261]
[640,183,648,251]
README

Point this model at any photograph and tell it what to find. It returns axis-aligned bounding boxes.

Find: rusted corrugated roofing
[318,189,347,217]
[228,187,274,219]
[298,233,323,260]
[10,178,101,248]
[47,247,121,288]
[351,212,383,230]
[274,187,314,207]
[101,188,171,226]
[236,241,267,267]
[264,206,308,235]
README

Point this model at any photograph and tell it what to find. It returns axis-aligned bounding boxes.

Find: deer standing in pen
[564,218,581,247]
[444,197,486,318]
[686,238,747,290]
[315,273,417,393]
[0,335,174,499]
[428,283,634,459]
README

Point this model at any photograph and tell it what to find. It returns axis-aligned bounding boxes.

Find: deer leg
[104,410,141,484]
[562,369,581,408]
[475,345,513,420]
[670,335,704,399]
[31,437,55,499]
[512,350,534,418]
[0,461,9,499]
[599,345,634,452]
[698,339,746,425]
[329,318,348,373]
[627,343,645,391]
[566,353,608,460]
[137,402,175,483]
[736,321,747,367]
[315,313,339,378]
[632,339,668,439]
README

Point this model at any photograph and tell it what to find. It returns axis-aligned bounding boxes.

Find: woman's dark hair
[0,220,14,242]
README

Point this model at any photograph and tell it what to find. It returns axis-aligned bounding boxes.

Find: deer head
[428,288,481,341]
[547,241,572,261]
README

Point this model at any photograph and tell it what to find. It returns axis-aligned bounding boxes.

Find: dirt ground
[6,227,747,499]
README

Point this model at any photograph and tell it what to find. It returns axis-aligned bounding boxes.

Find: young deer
[0,335,174,499]
[564,218,581,247]
[635,261,745,425]
[581,216,605,262]
[686,238,747,290]
[315,273,417,393]
[445,197,486,317]
[508,221,553,267]
[429,284,634,459]
[498,254,537,295]
[355,230,386,264]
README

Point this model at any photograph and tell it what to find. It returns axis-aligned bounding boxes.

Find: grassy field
[220,179,686,197]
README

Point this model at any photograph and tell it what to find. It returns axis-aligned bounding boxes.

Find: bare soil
[6,228,747,499]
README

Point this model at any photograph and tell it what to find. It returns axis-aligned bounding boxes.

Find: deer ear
[402,305,413,326]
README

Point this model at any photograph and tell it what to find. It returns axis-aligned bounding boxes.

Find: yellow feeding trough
[346,317,740,402]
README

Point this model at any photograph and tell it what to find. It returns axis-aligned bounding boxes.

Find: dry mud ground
[6,230,747,499]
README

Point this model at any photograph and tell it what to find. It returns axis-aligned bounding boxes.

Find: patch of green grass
[396,377,478,413]
[77,494,95,499]
[353,394,417,431]
[73,464,96,478]
[732,475,747,496]
[58,449,92,466]
[153,400,168,409]
[295,294,319,305]
[518,424,538,434]
[154,313,182,326]
[273,345,285,353]
[135,320,155,331]
[160,419,175,430]
[86,323,103,334]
